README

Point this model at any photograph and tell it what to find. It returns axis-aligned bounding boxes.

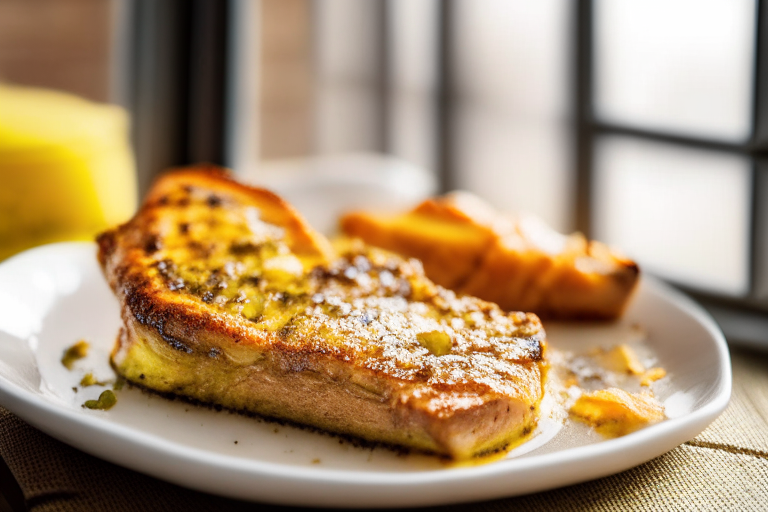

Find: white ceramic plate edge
[0,243,732,508]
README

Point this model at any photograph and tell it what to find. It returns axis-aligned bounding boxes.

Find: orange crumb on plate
[569,388,665,437]
[640,367,667,387]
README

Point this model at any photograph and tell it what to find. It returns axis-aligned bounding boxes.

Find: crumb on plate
[569,388,665,437]
[61,340,90,370]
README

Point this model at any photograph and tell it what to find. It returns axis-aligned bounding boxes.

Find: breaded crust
[98,167,547,459]
[341,192,639,320]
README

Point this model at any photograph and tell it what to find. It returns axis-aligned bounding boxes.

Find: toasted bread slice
[97,167,547,459]
[341,192,639,320]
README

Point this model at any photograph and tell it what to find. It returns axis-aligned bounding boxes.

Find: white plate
[0,242,730,508]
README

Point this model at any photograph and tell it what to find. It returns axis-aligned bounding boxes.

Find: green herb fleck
[113,376,126,391]
[83,390,117,411]
[61,340,90,370]
[79,373,109,387]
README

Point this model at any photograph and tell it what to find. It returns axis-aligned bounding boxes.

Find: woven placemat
[1,347,766,512]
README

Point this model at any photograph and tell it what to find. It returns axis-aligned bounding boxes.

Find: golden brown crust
[103,165,333,263]
[99,166,547,459]
[340,192,639,320]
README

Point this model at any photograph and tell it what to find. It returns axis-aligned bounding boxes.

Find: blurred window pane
[314,0,383,154]
[248,0,575,236]
[454,110,572,232]
[453,0,572,232]
[593,0,756,142]
[388,0,438,173]
[593,136,751,295]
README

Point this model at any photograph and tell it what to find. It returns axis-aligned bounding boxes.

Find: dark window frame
[572,0,768,346]
[121,0,232,195]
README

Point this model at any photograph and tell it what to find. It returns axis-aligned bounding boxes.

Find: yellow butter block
[0,84,137,260]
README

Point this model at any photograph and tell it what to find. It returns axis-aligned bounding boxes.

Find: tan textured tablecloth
[1,346,766,512]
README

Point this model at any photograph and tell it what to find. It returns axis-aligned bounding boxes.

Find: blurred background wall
[2,0,768,345]
[0,0,114,102]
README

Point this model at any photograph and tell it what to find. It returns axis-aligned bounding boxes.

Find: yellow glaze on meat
[98,167,548,459]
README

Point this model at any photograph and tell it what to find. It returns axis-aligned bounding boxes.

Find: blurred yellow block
[0,84,137,260]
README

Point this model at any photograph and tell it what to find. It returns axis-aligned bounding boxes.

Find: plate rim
[0,242,732,506]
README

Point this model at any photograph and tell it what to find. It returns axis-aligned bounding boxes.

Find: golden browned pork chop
[97,167,547,459]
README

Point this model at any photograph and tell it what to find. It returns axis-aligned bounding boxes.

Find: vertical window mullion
[574,0,594,237]
[435,0,456,193]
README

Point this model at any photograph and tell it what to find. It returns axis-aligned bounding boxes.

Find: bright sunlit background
[1,0,766,344]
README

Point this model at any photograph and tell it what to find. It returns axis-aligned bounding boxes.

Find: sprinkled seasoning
[79,373,109,387]
[140,186,544,394]
[61,340,90,370]
[113,376,126,391]
[83,390,117,411]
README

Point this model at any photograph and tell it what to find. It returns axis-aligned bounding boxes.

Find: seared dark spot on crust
[126,289,193,354]
[188,240,214,258]
[139,373,145,379]
[526,337,544,362]
[281,351,311,373]
[413,366,432,380]
[309,266,332,280]
[179,222,190,234]
[230,241,260,255]
[279,323,295,340]
[612,261,641,286]
[144,236,162,254]
[207,194,222,207]
[95,231,116,261]
[167,338,193,353]
[243,276,261,286]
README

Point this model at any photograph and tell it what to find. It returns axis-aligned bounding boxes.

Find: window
[579,0,768,344]
[4,0,765,344]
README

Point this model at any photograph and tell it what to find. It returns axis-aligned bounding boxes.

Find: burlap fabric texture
[1,347,766,512]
